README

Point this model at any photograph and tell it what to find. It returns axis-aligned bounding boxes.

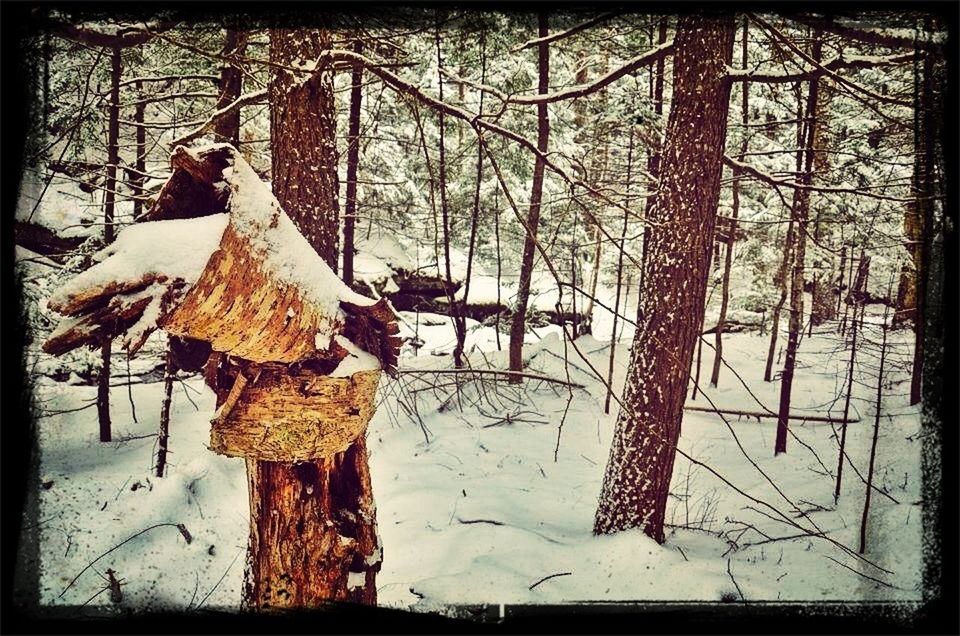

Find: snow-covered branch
[513,11,623,51]
[168,89,267,147]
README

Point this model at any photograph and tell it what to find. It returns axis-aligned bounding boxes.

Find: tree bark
[342,39,363,287]
[775,35,822,456]
[764,84,804,383]
[455,27,488,365]
[132,78,145,220]
[155,345,175,478]
[97,43,123,443]
[594,15,735,543]
[711,17,749,388]
[241,28,380,610]
[910,44,936,406]
[638,18,668,294]
[605,128,634,415]
[268,29,340,269]
[508,12,550,379]
[213,29,248,147]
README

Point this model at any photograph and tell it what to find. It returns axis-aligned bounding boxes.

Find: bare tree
[509,12,550,380]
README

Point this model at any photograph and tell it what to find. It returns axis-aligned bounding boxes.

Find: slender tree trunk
[509,12,550,379]
[775,35,823,456]
[342,39,364,287]
[132,78,145,220]
[456,28,488,364]
[711,17,749,388]
[96,339,112,442]
[594,15,735,543]
[809,81,837,330]
[860,299,891,554]
[910,45,935,406]
[96,43,122,443]
[434,22,463,368]
[213,29,248,147]
[605,128,634,415]
[156,346,176,478]
[241,28,379,610]
[764,85,804,383]
[834,303,860,504]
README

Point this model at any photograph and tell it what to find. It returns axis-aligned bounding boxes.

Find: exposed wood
[210,368,380,462]
[162,225,345,366]
[141,145,233,222]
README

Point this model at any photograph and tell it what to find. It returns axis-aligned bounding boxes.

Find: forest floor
[24,276,924,613]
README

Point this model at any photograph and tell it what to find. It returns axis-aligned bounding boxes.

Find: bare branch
[514,11,622,51]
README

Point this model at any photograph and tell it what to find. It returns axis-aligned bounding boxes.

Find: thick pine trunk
[594,15,734,543]
[240,28,379,610]
[213,29,248,147]
[508,13,550,379]
[268,29,340,268]
[775,35,822,456]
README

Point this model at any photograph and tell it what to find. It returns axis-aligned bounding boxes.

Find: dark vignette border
[1,1,956,634]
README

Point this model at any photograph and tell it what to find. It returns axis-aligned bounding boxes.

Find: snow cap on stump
[44,144,401,461]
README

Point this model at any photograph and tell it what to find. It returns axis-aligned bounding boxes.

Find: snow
[216,147,378,318]
[46,214,229,311]
[329,335,382,377]
[29,293,924,611]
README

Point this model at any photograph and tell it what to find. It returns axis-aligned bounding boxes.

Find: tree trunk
[97,339,112,442]
[638,18,668,294]
[910,44,936,406]
[764,85,804,383]
[834,303,860,504]
[156,345,176,478]
[213,29,248,147]
[809,80,837,329]
[605,128,634,414]
[434,21,463,368]
[455,28,488,365]
[775,35,822,456]
[241,28,379,610]
[860,301,891,553]
[711,17,749,388]
[342,39,364,287]
[132,78,145,220]
[594,15,735,543]
[268,29,340,269]
[508,12,550,379]
[97,43,122,443]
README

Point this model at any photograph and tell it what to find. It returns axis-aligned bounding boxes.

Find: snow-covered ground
[24,271,924,611]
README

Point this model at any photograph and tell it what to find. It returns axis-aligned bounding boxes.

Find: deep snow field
[21,266,926,614]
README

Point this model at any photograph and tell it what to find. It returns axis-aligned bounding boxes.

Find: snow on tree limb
[168,89,267,148]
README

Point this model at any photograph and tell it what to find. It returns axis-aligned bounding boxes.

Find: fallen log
[683,404,859,424]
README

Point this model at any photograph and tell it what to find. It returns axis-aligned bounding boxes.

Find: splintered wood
[162,225,341,365]
[210,368,380,462]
